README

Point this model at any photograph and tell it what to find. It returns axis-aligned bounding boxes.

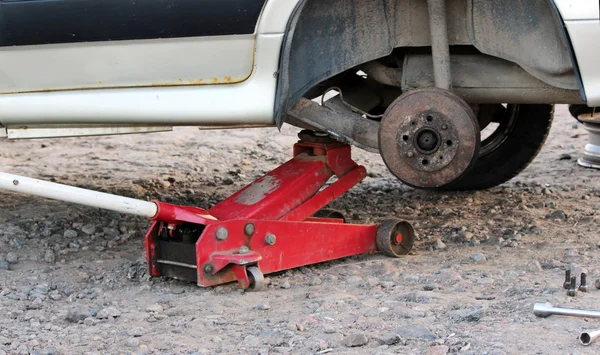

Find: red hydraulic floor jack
[0,132,415,290]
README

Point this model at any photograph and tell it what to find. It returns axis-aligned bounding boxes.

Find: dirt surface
[0,105,599,355]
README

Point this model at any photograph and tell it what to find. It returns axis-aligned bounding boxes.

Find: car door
[0,0,266,93]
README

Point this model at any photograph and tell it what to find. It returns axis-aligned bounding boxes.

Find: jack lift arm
[0,133,415,290]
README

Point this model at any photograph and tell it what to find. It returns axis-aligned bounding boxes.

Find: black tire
[441,104,553,191]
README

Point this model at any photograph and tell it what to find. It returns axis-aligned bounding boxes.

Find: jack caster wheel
[312,209,346,222]
[376,219,415,258]
[247,266,265,291]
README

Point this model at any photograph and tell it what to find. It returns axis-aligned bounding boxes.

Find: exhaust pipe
[533,302,600,319]
[580,329,600,346]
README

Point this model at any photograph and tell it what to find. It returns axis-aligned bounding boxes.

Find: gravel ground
[0,105,599,355]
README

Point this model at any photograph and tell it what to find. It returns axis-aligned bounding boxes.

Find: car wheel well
[275,0,581,127]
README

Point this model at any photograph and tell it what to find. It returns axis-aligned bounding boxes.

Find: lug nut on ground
[579,273,590,293]
[563,269,571,289]
[567,276,577,297]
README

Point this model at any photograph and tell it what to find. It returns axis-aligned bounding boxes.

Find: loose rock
[43,249,55,264]
[125,337,140,347]
[394,309,426,319]
[64,229,78,238]
[103,227,119,238]
[252,304,270,311]
[129,327,145,337]
[366,277,380,288]
[461,232,474,242]
[449,308,484,322]
[343,334,369,347]
[437,270,462,283]
[427,345,450,355]
[146,304,163,313]
[400,291,431,303]
[396,325,437,341]
[377,334,401,345]
[546,210,567,220]
[471,253,487,264]
[434,239,446,250]
[539,259,563,269]
[66,305,93,323]
[309,276,322,286]
[558,153,572,160]
[96,306,121,319]
[322,325,336,334]
[38,348,60,355]
[525,261,543,273]
[346,275,362,284]
[48,290,62,301]
[6,252,17,264]
[81,224,96,235]
[83,317,98,326]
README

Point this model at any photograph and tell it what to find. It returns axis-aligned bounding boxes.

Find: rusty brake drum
[379,89,480,188]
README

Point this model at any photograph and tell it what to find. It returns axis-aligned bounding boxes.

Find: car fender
[552,0,600,106]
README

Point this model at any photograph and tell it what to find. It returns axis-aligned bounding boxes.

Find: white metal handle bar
[0,171,157,218]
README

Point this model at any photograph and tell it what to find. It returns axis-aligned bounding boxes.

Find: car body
[0,0,598,189]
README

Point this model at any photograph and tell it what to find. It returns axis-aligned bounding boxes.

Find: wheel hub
[379,89,480,188]
[415,128,440,153]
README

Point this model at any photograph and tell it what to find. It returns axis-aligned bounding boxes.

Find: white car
[0,0,598,190]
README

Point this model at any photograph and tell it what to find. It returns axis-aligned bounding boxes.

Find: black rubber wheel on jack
[312,209,346,222]
[247,266,265,291]
[376,219,416,258]
[439,104,554,191]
